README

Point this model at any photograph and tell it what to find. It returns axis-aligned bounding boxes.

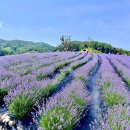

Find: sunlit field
[0,52,130,130]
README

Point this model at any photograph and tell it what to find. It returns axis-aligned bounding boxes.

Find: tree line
[55,35,130,55]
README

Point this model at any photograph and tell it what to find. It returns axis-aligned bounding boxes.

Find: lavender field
[0,52,130,130]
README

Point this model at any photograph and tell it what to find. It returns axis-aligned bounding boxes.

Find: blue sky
[0,0,130,50]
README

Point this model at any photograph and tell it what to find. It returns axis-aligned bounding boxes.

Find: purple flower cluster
[73,54,98,78]
[90,105,130,130]
[112,54,130,68]
[0,52,81,105]
[98,54,130,101]
[33,80,91,129]
[90,54,130,129]
[4,78,52,106]
[107,54,130,85]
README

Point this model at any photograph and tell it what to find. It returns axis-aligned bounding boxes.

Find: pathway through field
[74,56,102,130]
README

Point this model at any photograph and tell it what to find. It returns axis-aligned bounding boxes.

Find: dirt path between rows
[74,56,103,130]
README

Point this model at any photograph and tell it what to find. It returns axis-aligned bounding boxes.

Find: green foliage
[0,39,55,56]
[20,69,32,76]
[0,47,13,56]
[8,84,57,119]
[39,83,86,130]
[76,75,86,82]
[126,78,130,86]
[72,61,87,70]
[54,61,71,70]
[68,90,86,118]
[8,71,73,119]
[36,73,46,81]
[101,82,111,92]
[40,83,57,98]
[73,96,86,110]
[56,70,70,82]
[81,48,101,53]
[39,107,73,130]
[0,88,8,103]
[36,63,50,70]
[40,70,70,98]
[60,35,71,51]
[108,106,130,130]
[9,94,34,119]
[104,91,126,107]
[55,40,130,55]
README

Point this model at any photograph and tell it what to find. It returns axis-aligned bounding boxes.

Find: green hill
[55,40,130,55]
[0,39,55,56]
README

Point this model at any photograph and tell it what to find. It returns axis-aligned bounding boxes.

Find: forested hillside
[0,39,55,56]
[55,40,130,55]
[0,38,130,56]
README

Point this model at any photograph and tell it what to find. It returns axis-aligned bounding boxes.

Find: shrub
[104,91,126,107]
[90,105,130,130]
[40,83,57,98]
[8,70,70,119]
[9,94,34,119]
[39,107,73,130]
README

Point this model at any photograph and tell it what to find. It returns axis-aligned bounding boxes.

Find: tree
[0,47,13,56]
[60,35,71,51]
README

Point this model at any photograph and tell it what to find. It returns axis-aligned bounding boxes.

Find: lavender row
[73,54,99,81]
[32,53,86,81]
[90,54,130,129]
[111,54,130,69]
[14,52,81,74]
[5,53,91,119]
[0,52,84,102]
[33,80,91,130]
[107,54,130,86]
[99,54,130,105]
[0,52,81,92]
[4,53,88,106]
[0,52,80,75]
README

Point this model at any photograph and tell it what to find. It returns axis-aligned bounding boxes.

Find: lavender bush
[33,80,91,130]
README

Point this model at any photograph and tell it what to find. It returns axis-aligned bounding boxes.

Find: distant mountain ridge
[0,39,55,56]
